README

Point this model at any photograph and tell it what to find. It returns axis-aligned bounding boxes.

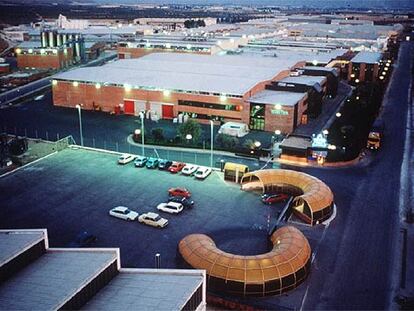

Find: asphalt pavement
[299,41,414,310]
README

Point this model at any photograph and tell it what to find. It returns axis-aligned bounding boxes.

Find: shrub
[151,128,164,141]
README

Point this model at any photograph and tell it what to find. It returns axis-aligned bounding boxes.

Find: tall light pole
[140,111,145,156]
[75,104,83,146]
[209,120,214,169]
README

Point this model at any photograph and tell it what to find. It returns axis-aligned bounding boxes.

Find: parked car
[261,193,289,204]
[168,187,191,198]
[146,157,159,169]
[181,164,198,176]
[118,154,135,165]
[157,202,184,214]
[168,161,186,173]
[158,159,173,170]
[194,167,212,180]
[134,156,148,167]
[138,212,168,228]
[168,196,194,209]
[109,206,139,221]
[67,231,97,247]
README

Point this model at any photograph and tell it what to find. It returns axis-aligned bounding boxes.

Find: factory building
[117,35,246,59]
[348,51,383,82]
[53,52,317,134]
[14,30,84,70]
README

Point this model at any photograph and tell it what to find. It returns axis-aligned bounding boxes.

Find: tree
[243,139,255,149]
[215,134,239,149]
[177,119,202,142]
[151,128,164,142]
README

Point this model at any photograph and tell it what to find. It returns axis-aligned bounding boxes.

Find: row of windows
[178,100,241,111]
[177,111,240,121]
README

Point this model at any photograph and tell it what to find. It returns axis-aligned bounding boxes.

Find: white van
[218,122,249,138]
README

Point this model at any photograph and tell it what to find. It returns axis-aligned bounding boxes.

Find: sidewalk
[126,134,272,163]
[294,82,353,137]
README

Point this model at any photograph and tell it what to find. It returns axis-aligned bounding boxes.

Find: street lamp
[254,141,261,148]
[322,129,329,136]
[186,134,192,140]
[139,111,145,156]
[274,129,281,142]
[336,112,342,118]
[209,120,214,169]
[75,104,83,146]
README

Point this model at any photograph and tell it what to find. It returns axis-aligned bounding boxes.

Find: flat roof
[249,90,307,106]
[83,269,204,310]
[279,135,313,151]
[54,52,301,96]
[0,230,45,266]
[280,75,326,86]
[351,51,382,64]
[0,249,117,310]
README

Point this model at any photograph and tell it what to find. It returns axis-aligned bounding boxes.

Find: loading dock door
[124,100,135,115]
[162,105,174,119]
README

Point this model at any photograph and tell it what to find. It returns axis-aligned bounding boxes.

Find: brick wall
[17,47,73,70]
[53,81,244,118]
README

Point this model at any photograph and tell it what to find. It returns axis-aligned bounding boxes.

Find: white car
[109,206,139,221]
[194,167,212,180]
[118,154,135,165]
[156,202,184,214]
[138,212,168,228]
[181,164,198,176]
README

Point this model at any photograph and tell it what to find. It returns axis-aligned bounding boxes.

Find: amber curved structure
[179,226,311,297]
[241,169,334,225]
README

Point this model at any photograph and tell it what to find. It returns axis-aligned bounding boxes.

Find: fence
[1,125,272,171]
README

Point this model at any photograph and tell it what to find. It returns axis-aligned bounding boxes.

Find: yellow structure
[241,169,334,225]
[179,226,311,297]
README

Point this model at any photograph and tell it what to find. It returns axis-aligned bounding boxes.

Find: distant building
[3,26,29,42]
[56,14,89,30]
[117,35,244,59]
[15,31,84,70]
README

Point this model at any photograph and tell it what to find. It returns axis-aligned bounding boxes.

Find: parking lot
[0,147,329,309]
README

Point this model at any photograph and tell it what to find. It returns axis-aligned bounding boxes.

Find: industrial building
[0,229,206,310]
[15,30,84,70]
[52,51,341,133]
[117,35,246,58]
[348,51,384,82]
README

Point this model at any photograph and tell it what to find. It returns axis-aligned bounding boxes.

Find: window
[178,100,239,111]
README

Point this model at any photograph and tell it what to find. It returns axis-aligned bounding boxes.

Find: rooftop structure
[350,51,383,64]
[280,75,327,87]
[249,90,307,106]
[0,229,206,311]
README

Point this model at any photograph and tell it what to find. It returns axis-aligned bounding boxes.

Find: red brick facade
[17,47,74,70]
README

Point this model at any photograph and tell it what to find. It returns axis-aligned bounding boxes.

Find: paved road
[300,41,414,310]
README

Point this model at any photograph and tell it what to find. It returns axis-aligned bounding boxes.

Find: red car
[261,193,289,204]
[168,187,191,198]
[168,162,186,173]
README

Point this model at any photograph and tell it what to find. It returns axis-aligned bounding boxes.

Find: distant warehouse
[52,53,336,133]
